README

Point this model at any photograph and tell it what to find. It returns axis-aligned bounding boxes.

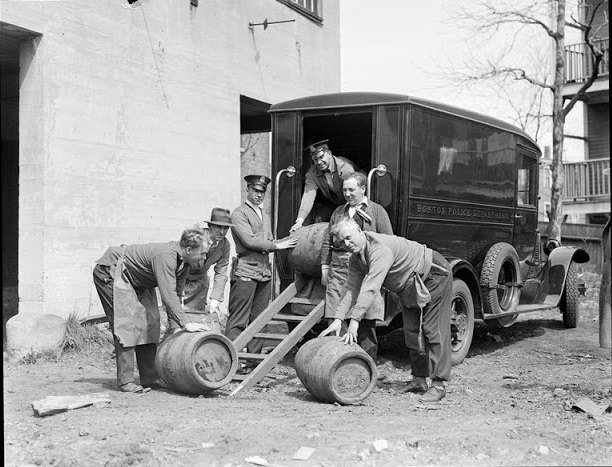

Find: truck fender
[448,259,483,319]
[532,246,590,307]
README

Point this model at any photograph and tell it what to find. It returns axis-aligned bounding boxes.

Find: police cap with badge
[244,174,271,191]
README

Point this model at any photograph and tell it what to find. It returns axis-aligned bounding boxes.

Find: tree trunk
[547,0,566,244]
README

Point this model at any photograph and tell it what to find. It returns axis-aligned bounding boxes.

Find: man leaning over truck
[321,219,453,403]
[290,139,358,232]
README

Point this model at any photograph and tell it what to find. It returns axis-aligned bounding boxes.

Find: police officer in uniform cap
[226,175,297,356]
[290,139,359,232]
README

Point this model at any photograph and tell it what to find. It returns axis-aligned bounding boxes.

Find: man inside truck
[289,139,358,232]
[320,171,393,361]
[321,219,453,403]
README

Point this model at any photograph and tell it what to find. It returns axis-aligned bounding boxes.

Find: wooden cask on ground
[294,336,378,405]
[155,331,237,395]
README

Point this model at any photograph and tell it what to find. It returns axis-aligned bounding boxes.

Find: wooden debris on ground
[32,392,111,417]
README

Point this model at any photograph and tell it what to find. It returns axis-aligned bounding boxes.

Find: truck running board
[229,276,324,396]
[481,303,557,320]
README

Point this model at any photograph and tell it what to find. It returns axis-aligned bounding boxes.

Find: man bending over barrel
[320,171,393,360]
[93,227,212,393]
[320,219,452,403]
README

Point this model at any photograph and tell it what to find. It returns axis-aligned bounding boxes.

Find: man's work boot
[403,377,428,394]
[141,379,166,390]
[419,382,446,403]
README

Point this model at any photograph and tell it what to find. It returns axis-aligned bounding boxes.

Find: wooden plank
[275,314,305,322]
[230,300,325,396]
[238,352,266,360]
[231,276,306,352]
[289,297,321,305]
[32,393,111,417]
[253,332,287,340]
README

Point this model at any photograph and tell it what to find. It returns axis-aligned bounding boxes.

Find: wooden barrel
[155,331,237,395]
[288,222,329,277]
[294,336,378,405]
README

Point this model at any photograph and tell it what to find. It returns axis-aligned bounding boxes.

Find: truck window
[517,154,537,206]
[410,108,516,206]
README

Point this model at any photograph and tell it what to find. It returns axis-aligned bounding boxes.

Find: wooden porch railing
[565,38,609,83]
[563,158,610,201]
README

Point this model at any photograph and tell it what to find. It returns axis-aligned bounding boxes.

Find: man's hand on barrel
[319,318,343,337]
[208,299,221,316]
[274,236,298,250]
[183,322,211,333]
[341,319,359,346]
[289,217,304,233]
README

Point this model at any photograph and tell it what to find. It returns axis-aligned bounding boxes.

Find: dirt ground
[4,279,612,467]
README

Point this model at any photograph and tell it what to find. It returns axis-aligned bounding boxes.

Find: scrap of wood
[32,392,111,417]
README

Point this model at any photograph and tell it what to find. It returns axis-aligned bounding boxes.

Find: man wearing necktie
[319,171,393,360]
[226,175,297,357]
[290,140,358,232]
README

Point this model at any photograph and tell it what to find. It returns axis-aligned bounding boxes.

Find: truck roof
[269,92,540,152]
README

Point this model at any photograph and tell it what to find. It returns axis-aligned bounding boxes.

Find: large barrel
[294,336,378,405]
[288,222,329,277]
[155,331,237,394]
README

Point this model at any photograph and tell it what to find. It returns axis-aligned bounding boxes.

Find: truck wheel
[451,279,474,366]
[480,242,521,328]
[561,261,580,328]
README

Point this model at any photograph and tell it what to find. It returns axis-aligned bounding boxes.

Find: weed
[61,312,113,355]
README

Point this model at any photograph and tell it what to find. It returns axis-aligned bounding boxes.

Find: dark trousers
[339,318,378,361]
[406,251,453,382]
[92,265,158,387]
[226,277,271,354]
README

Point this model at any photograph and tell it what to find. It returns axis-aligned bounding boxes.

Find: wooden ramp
[229,276,324,396]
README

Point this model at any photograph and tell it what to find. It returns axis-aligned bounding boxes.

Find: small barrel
[294,336,378,405]
[155,331,237,395]
[288,222,329,277]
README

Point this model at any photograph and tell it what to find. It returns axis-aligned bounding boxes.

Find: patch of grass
[19,348,62,365]
[61,312,113,356]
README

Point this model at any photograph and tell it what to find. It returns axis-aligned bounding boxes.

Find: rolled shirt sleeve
[296,170,319,221]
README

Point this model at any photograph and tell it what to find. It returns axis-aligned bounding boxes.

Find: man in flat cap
[290,139,358,232]
[183,208,233,316]
[227,175,297,357]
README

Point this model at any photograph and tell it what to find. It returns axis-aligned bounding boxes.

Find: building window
[278,0,322,22]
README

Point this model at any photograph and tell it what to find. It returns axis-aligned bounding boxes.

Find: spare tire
[480,242,521,328]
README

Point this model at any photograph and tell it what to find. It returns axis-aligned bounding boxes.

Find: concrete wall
[0,0,340,318]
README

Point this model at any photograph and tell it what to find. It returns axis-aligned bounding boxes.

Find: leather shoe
[419,385,446,403]
[403,378,428,394]
[120,382,150,393]
[142,379,165,390]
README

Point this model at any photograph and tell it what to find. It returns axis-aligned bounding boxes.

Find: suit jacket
[297,155,358,220]
[230,203,276,281]
[186,238,230,302]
